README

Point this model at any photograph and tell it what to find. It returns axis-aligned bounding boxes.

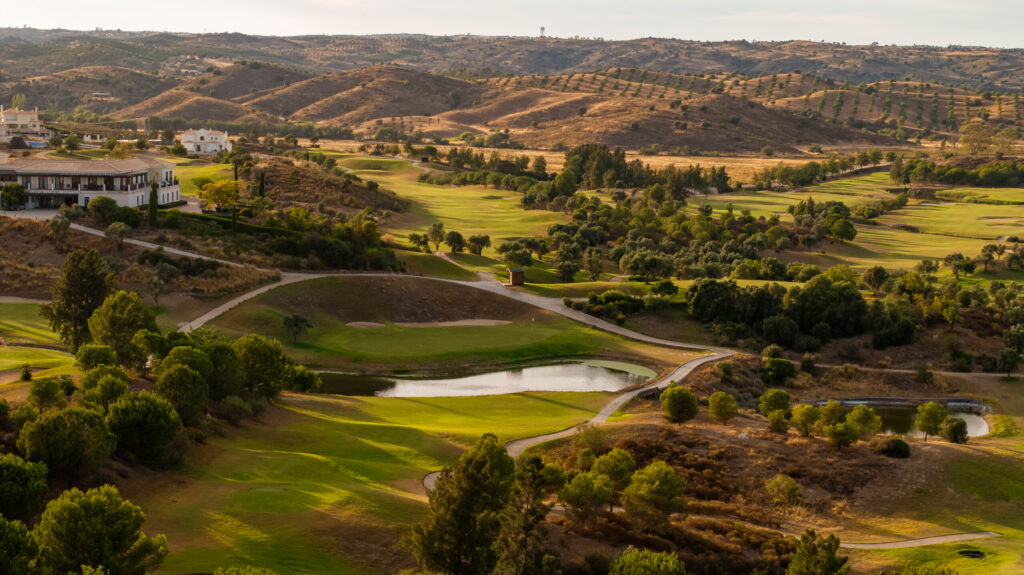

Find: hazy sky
[11,0,1024,48]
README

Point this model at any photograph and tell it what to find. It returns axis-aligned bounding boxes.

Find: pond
[874,406,989,437]
[317,360,656,397]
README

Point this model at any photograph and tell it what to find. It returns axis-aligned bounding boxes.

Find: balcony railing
[25,180,181,193]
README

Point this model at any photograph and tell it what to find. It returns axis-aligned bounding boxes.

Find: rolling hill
[5,29,1024,90]
[104,65,886,153]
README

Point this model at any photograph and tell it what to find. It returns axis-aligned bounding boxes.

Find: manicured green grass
[353,161,566,254]
[936,187,1024,204]
[876,202,1020,240]
[397,251,478,281]
[214,303,643,369]
[0,303,61,346]
[0,346,75,371]
[175,163,233,196]
[451,253,602,284]
[340,158,418,171]
[134,391,612,574]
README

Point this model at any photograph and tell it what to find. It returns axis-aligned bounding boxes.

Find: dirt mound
[258,275,539,323]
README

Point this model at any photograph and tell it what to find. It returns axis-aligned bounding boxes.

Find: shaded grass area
[132,391,611,574]
[396,251,478,281]
[0,303,61,346]
[0,346,74,371]
[213,302,651,370]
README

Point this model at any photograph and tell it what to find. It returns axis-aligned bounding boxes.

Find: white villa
[180,129,232,155]
[0,106,49,142]
[0,157,179,209]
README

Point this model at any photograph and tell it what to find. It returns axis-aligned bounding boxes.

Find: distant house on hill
[0,106,49,142]
[180,129,232,155]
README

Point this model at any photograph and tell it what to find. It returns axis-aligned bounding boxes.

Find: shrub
[27,376,67,410]
[0,453,48,522]
[761,358,796,385]
[76,344,118,370]
[846,405,883,440]
[824,422,859,450]
[81,365,129,390]
[941,416,969,444]
[790,404,820,436]
[214,395,253,426]
[609,547,688,574]
[765,473,802,506]
[573,423,609,455]
[660,386,699,424]
[762,314,799,347]
[154,365,209,427]
[107,392,183,467]
[758,388,791,416]
[17,407,115,477]
[708,391,738,424]
[9,405,39,430]
[84,375,129,410]
[800,353,816,373]
[767,409,789,434]
[762,344,784,358]
[161,346,214,382]
[873,437,910,458]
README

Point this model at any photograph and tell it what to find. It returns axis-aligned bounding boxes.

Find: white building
[180,129,232,155]
[0,157,179,209]
[0,106,49,142]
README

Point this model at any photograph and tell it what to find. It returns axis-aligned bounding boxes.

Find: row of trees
[408,433,690,574]
[408,222,491,255]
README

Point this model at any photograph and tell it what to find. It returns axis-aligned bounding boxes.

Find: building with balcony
[0,157,179,209]
[0,106,50,142]
[180,129,232,155]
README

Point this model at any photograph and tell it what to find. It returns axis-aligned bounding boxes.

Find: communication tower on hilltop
[540,26,545,38]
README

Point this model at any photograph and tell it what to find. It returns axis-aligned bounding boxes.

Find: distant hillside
[0,66,177,114]
[86,65,892,153]
[112,89,269,122]
[247,66,487,122]
[182,61,314,102]
[485,69,1022,137]
[3,29,1024,90]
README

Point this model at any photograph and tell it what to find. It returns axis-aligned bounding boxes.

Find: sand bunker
[347,319,511,329]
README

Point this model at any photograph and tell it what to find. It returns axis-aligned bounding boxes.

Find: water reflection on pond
[317,361,654,397]
[874,407,989,437]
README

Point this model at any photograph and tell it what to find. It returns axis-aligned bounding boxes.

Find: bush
[214,395,253,426]
[873,437,910,458]
[609,547,688,574]
[0,453,48,522]
[107,392,183,467]
[76,345,118,370]
[941,416,969,444]
[17,407,115,477]
[762,314,799,347]
[758,388,791,416]
[762,358,796,385]
[767,409,789,433]
[660,386,699,424]
[27,376,67,410]
[9,405,39,430]
[708,391,738,424]
[83,375,129,410]
[154,365,209,427]
[765,473,802,506]
[161,346,214,382]
[81,365,128,391]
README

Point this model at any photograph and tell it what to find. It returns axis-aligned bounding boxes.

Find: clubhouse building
[0,157,179,209]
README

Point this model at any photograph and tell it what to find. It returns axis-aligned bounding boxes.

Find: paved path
[839,531,1001,549]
